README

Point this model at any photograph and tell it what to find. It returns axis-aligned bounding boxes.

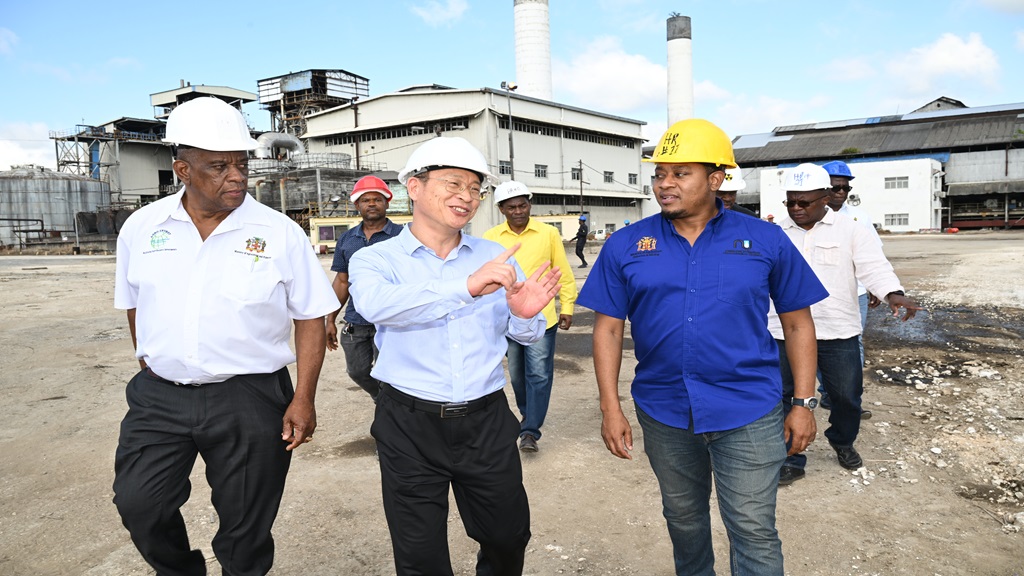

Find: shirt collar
[779,206,836,232]
[495,217,541,237]
[396,224,473,259]
[355,218,402,239]
[160,186,274,230]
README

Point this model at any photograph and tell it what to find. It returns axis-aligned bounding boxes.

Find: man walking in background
[325,175,402,402]
[573,214,589,268]
[485,181,577,452]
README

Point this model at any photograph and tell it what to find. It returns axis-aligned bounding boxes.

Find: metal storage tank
[0,165,111,249]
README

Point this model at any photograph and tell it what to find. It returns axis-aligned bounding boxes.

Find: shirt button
[687,317,693,322]
[449,315,456,320]
[453,343,459,349]
[691,261,696,265]
[690,289,695,293]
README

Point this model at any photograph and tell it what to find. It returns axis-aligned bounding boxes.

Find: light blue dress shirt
[349,225,545,402]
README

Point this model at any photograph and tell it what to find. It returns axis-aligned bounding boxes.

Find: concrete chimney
[666,15,693,124]
[513,0,552,100]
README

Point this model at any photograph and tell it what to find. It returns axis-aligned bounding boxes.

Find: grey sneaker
[519,434,539,453]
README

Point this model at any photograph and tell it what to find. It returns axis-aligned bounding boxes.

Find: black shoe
[831,444,863,469]
[861,409,872,420]
[778,466,805,486]
[578,264,588,269]
[519,434,538,453]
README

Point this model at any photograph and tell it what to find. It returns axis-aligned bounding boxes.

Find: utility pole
[579,159,584,215]
[501,81,517,178]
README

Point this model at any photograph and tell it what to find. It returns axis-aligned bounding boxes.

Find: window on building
[535,164,548,178]
[499,161,512,175]
[628,173,638,185]
[884,176,909,190]
[604,171,614,183]
[571,167,582,181]
[884,213,910,227]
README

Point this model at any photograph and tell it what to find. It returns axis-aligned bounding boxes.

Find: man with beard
[577,119,827,575]
[325,175,403,402]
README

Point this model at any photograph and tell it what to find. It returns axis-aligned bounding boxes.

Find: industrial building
[732,97,1024,230]
[302,84,649,237]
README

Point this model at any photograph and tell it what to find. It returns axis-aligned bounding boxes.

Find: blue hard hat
[579,215,587,221]
[822,160,855,180]
[624,219,630,224]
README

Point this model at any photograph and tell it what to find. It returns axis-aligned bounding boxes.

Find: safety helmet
[718,167,747,192]
[579,215,587,221]
[784,163,831,192]
[822,160,856,180]
[350,175,393,202]
[644,118,737,168]
[624,219,630,225]
[493,181,531,204]
[163,98,259,152]
[397,137,497,186]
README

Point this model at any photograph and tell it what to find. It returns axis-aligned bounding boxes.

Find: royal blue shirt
[331,219,403,325]
[577,202,828,433]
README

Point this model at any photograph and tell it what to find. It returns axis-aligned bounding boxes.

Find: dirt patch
[1,232,1023,575]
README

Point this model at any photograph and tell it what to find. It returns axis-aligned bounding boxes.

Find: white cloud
[0,122,57,171]
[713,95,831,137]
[885,33,999,95]
[694,80,731,103]
[0,28,17,55]
[979,0,1024,12]
[410,0,469,27]
[553,36,666,112]
[1017,30,1024,50]
[820,57,876,82]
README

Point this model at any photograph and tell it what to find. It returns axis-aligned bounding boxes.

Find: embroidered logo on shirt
[143,230,175,254]
[245,237,267,253]
[636,236,658,252]
[724,239,761,256]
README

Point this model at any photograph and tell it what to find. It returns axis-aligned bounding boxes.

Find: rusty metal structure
[258,69,370,138]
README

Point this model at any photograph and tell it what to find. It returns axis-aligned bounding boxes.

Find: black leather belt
[380,383,500,418]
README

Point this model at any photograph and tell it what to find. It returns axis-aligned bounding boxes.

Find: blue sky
[2,0,1023,170]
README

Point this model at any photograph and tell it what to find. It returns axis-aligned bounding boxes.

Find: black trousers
[372,384,531,576]
[113,368,294,576]
[575,241,587,266]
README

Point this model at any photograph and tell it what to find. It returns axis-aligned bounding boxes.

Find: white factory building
[302,84,649,237]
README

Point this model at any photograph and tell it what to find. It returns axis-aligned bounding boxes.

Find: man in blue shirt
[325,175,403,402]
[578,119,828,576]
[348,137,562,576]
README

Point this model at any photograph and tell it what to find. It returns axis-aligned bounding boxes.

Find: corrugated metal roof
[735,113,1024,165]
[947,179,1024,196]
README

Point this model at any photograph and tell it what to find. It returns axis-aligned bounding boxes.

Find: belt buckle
[440,402,469,418]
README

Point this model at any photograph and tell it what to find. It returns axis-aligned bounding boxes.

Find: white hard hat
[397,137,496,186]
[163,97,259,152]
[719,167,747,192]
[493,181,531,204]
[784,163,831,192]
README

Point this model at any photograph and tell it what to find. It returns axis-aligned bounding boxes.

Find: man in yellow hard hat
[578,118,827,575]
[112,98,339,574]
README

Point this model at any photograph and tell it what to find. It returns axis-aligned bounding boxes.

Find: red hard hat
[351,175,393,202]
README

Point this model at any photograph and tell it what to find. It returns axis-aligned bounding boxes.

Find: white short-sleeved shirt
[115,189,340,384]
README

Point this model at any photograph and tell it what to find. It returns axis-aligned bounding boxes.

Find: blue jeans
[819,293,868,398]
[506,325,557,439]
[779,336,863,469]
[339,323,381,402]
[636,403,787,576]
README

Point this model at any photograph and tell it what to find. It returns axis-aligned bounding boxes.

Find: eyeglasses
[427,177,487,200]
[782,195,829,209]
[829,185,853,193]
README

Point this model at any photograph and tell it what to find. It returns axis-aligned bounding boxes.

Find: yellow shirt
[483,218,577,329]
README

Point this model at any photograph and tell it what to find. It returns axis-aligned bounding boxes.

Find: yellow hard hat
[644,118,737,168]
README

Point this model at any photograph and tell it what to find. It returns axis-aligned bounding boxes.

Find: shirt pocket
[219,255,283,303]
[717,264,755,306]
[812,241,842,267]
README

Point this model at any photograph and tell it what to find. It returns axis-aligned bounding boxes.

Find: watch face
[806,397,819,410]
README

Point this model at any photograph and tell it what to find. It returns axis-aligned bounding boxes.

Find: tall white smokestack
[666,15,693,124]
[514,0,552,100]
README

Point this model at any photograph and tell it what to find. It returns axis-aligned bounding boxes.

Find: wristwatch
[789,397,818,410]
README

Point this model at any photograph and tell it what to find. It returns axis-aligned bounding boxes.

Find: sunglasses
[782,195,829,209]
[829,185,853,193]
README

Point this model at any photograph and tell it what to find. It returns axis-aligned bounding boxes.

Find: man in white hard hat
[579,119,826,575]
[768,163,922,486]
[325,175,403,403]
[112,97,339,575]
[484,181,577,453]
[717,167,758,217]
[348,137,562,575]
